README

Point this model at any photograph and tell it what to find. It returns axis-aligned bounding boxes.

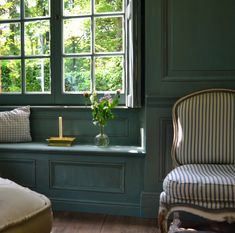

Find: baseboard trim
[51,197,140,217]
[140,192,160,218]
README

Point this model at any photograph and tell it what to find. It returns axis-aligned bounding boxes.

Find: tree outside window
[0,0,126,99]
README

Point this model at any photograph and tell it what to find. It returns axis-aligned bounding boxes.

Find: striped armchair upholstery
[158,89,235,233]
[174,91,235,165]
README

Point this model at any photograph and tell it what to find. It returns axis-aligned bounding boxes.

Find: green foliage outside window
[0,0,125,95]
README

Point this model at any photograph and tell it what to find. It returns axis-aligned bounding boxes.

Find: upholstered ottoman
[0,178,52,233]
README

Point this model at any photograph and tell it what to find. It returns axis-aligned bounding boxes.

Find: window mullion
[21,0,26,94]
[91,0,95,92]
[51,0,62,103]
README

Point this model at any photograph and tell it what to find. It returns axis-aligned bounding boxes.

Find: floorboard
[51,211,235,233]
[51,212,159,233]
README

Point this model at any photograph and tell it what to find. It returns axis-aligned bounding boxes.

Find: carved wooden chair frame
[158,89,235,233]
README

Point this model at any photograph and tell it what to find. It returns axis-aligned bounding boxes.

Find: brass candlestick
[46,117,76,147]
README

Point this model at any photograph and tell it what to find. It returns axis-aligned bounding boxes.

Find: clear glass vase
[94,125,109,147]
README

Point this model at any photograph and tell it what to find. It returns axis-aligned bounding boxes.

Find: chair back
[172,89,235,165]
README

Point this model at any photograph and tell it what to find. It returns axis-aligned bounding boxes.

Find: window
[0,0,141,106]
[63,0,125,94]
[0,0,50,94]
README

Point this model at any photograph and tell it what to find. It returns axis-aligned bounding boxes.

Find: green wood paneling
[0,149,144,217]
[169,0,235,72]
[144,0,235,218]
[50,161,125,193]
[30,108,141,145]
[0,158,36,187]
[1,0,235,218]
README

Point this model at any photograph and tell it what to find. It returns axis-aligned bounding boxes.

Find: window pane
[25,20,50,55]
[63,0,91,16]
[95,0,122,13]
[64,57,91,92]
[95,17,123,53]
[64,19,91,54]
[0,0,20,20]
[24,0,50,18]
[95,56,123,91]
[0,60,21,93]
[25,58,51,93]
[0,23,21,56]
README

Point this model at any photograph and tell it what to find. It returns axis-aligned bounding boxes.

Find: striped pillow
[175,92,235,164]
[0,106,32,142]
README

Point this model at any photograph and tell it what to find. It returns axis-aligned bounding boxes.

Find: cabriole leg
[158,206,169,233]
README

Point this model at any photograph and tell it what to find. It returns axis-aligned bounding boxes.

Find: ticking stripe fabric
[163,164,235,206]
[160,191,235,210]
[175,91,235,164]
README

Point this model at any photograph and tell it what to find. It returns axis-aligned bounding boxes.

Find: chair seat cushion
[159,191,235,209]
[0,178,52,233]
[163,164,235,203]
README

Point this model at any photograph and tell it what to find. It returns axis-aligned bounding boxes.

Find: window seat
[0,142,145,216]
[0,142,145,157]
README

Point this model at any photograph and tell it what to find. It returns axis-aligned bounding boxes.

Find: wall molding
[49,160,125,193]
[51,197,140,217]
[140,192,160,218]
[161,0,235,82]
[146,96,176,107]
[159,118,173,181]
[0,158,36,188]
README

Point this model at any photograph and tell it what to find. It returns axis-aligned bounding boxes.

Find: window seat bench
[0,142,145,217]
[0,142,145,157]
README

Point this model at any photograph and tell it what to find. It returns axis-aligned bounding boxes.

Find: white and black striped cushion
[160,191,235,210]
[175,92,235,164]
[163,164,235,204]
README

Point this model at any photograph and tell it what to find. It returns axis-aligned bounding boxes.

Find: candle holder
[46,116,76,146]
[47,137,76,147]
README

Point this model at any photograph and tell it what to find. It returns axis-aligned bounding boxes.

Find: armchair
[158,89,235,233]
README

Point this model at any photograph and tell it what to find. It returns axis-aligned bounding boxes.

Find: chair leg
[158,206,169,233]
[224,216,235,224]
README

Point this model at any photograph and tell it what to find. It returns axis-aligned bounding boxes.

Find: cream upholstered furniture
[0,177,52,233]
[158,89,235,233]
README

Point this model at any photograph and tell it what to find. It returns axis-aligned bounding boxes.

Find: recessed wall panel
[164,0,235,80]
[0,159,36,187]
[50,161,125,193]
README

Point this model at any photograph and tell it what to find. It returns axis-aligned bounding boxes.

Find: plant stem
[100,124,104,135]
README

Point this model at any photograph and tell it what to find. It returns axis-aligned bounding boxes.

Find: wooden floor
[51,211,159,233]
[51,211,235,233]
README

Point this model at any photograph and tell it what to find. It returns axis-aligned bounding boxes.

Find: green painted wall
[143,0,235,217]
[1,0,235,218]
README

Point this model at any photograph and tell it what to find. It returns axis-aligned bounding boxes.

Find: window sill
[0,142,145,157]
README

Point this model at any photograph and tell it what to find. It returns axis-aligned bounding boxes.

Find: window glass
[24,0,50,18]
[95,56,123,91]
[0,0,137,105]
[95,0,123,13]
[25,58,51,93]
[64,57,91,92]
[0,60,21,93]
[63,18,91,54]
[95,16,123,53]
[0,0,20,20]
[63,0,125,94]
[25,20,50,55]
[0,0,51,95]
[63,0,91,16]
[0,23,21,56]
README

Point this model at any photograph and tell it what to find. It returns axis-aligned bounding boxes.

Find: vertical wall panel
[144,0,235,217]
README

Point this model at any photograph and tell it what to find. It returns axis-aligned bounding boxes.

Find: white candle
[59,116,63,138]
